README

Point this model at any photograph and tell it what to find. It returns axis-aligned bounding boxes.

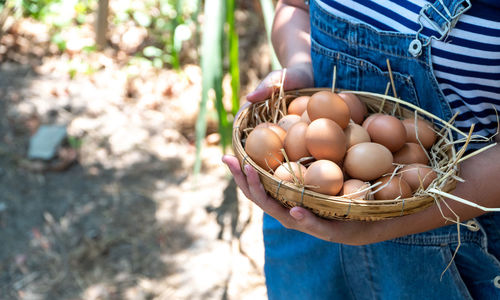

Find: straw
[233,87,492,221]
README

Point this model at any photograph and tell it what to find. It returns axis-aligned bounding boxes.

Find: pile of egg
[244,91,439,200]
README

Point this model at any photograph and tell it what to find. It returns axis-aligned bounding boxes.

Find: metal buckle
[421,3,450,37]
[408,0,472,57]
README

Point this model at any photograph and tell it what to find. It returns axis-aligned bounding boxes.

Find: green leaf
[133,11,152,27]
[153,57,163,68]
[226,0,240,117]
[143,46,163,57]
[82,45,97,53]
[67,136,83,149]
[194,0,226,175]
[173,24,192,52]
[51,32,66,51]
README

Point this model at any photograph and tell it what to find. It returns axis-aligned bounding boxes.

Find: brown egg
[274,162,307,183]
[304,160,344,196]
[278,115,301,132]
[344,123,371,149]
[344,142,393,181]
[244,127,284,171]
[362,113,383,130]
[402,118,437,149]
[255,122,287,143]
[373,176,412,200]
[393,143,429,165]
[301,110,311,124]
[338,93,368,125]
[400,163,437,192]
[307,91,351,129]
[340,179,371,200]
[366,115,406,152]
[305,118,347,163]
[288,96,310,116]
[385,165,398,176]
[284,122,311,161]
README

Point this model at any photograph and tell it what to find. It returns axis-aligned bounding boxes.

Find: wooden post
[96,0,109,49]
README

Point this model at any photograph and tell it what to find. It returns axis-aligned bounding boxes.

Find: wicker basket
[232,88,458,221]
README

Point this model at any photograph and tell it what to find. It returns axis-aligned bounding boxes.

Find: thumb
[246,70,283,103]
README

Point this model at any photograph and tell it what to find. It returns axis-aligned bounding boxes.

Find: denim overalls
[263,1,500,299]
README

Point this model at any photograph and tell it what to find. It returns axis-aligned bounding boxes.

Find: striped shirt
[316,0,500,145]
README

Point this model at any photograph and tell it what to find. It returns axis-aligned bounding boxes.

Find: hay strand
[233,88,493,220]
[332,65,337,93]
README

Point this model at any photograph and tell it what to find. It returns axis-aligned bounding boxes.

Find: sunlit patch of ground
[0,9,271,298]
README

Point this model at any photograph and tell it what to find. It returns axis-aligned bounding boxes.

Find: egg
[385,165,398,175]
[284,122,311,161]
[305,118,347,163]
[304,160,344,196]
[366,115,406,152]
[340,179,371,200]
[278,114,301,131]
[373,176,412,200]
[393,143,429,165]
[402,118,437,149]
[301,110,311,124]
[288,96,310,116]
[344,123,371,149]
[362,113,383,130]
[344,142,393,181]
[274,162,307,183]
[307,91,351,129]
[400,163,437,192]
[338,93,368,125]
[255,122,287,143]
[244,127,284,171]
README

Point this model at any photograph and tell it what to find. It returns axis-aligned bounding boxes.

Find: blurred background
[0,0,278,299]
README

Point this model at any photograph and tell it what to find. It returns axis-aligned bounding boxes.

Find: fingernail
[290,208,304,220]
[244,164,251,173]
[246,91,256,99]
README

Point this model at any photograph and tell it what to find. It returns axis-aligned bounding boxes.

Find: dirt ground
[0,9,272,300]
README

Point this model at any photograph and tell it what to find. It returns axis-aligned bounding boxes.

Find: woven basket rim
[232,88,458,220]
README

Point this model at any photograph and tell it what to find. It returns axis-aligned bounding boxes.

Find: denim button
[466,220,480,232]
[408,39,422,57]
[494,276,500,288]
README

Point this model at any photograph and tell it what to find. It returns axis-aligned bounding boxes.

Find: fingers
[223,156,365,244]
[245,164,298,225]
[222,155,292,223]
[246,64,314,104]
[246,70,283,103]
[289,206,341,242]
[222,155,251,198]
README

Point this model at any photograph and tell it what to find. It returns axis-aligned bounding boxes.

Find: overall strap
[425,0,472,33]
[409,0,472,56]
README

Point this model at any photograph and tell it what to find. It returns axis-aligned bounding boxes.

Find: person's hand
[246,62,314,104]
[227,62,390,246]
[222,154,387,245]
[222,142,500,245]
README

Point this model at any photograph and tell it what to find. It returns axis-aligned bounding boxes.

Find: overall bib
[263,1,500,299]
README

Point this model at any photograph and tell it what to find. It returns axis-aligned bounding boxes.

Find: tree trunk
[96,0,109,49]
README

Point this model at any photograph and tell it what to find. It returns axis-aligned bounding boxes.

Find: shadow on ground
[0,148,199,299]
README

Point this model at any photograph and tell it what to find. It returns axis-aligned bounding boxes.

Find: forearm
[370,143,500,244]
[272,0,311,70]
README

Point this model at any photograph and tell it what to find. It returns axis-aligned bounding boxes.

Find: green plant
[194,0,278,175]
[194,0,226,175]
[67,136,83,149]
[120,0,199,70]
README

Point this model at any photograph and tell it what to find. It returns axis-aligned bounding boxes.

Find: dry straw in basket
[233,88,498,222]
